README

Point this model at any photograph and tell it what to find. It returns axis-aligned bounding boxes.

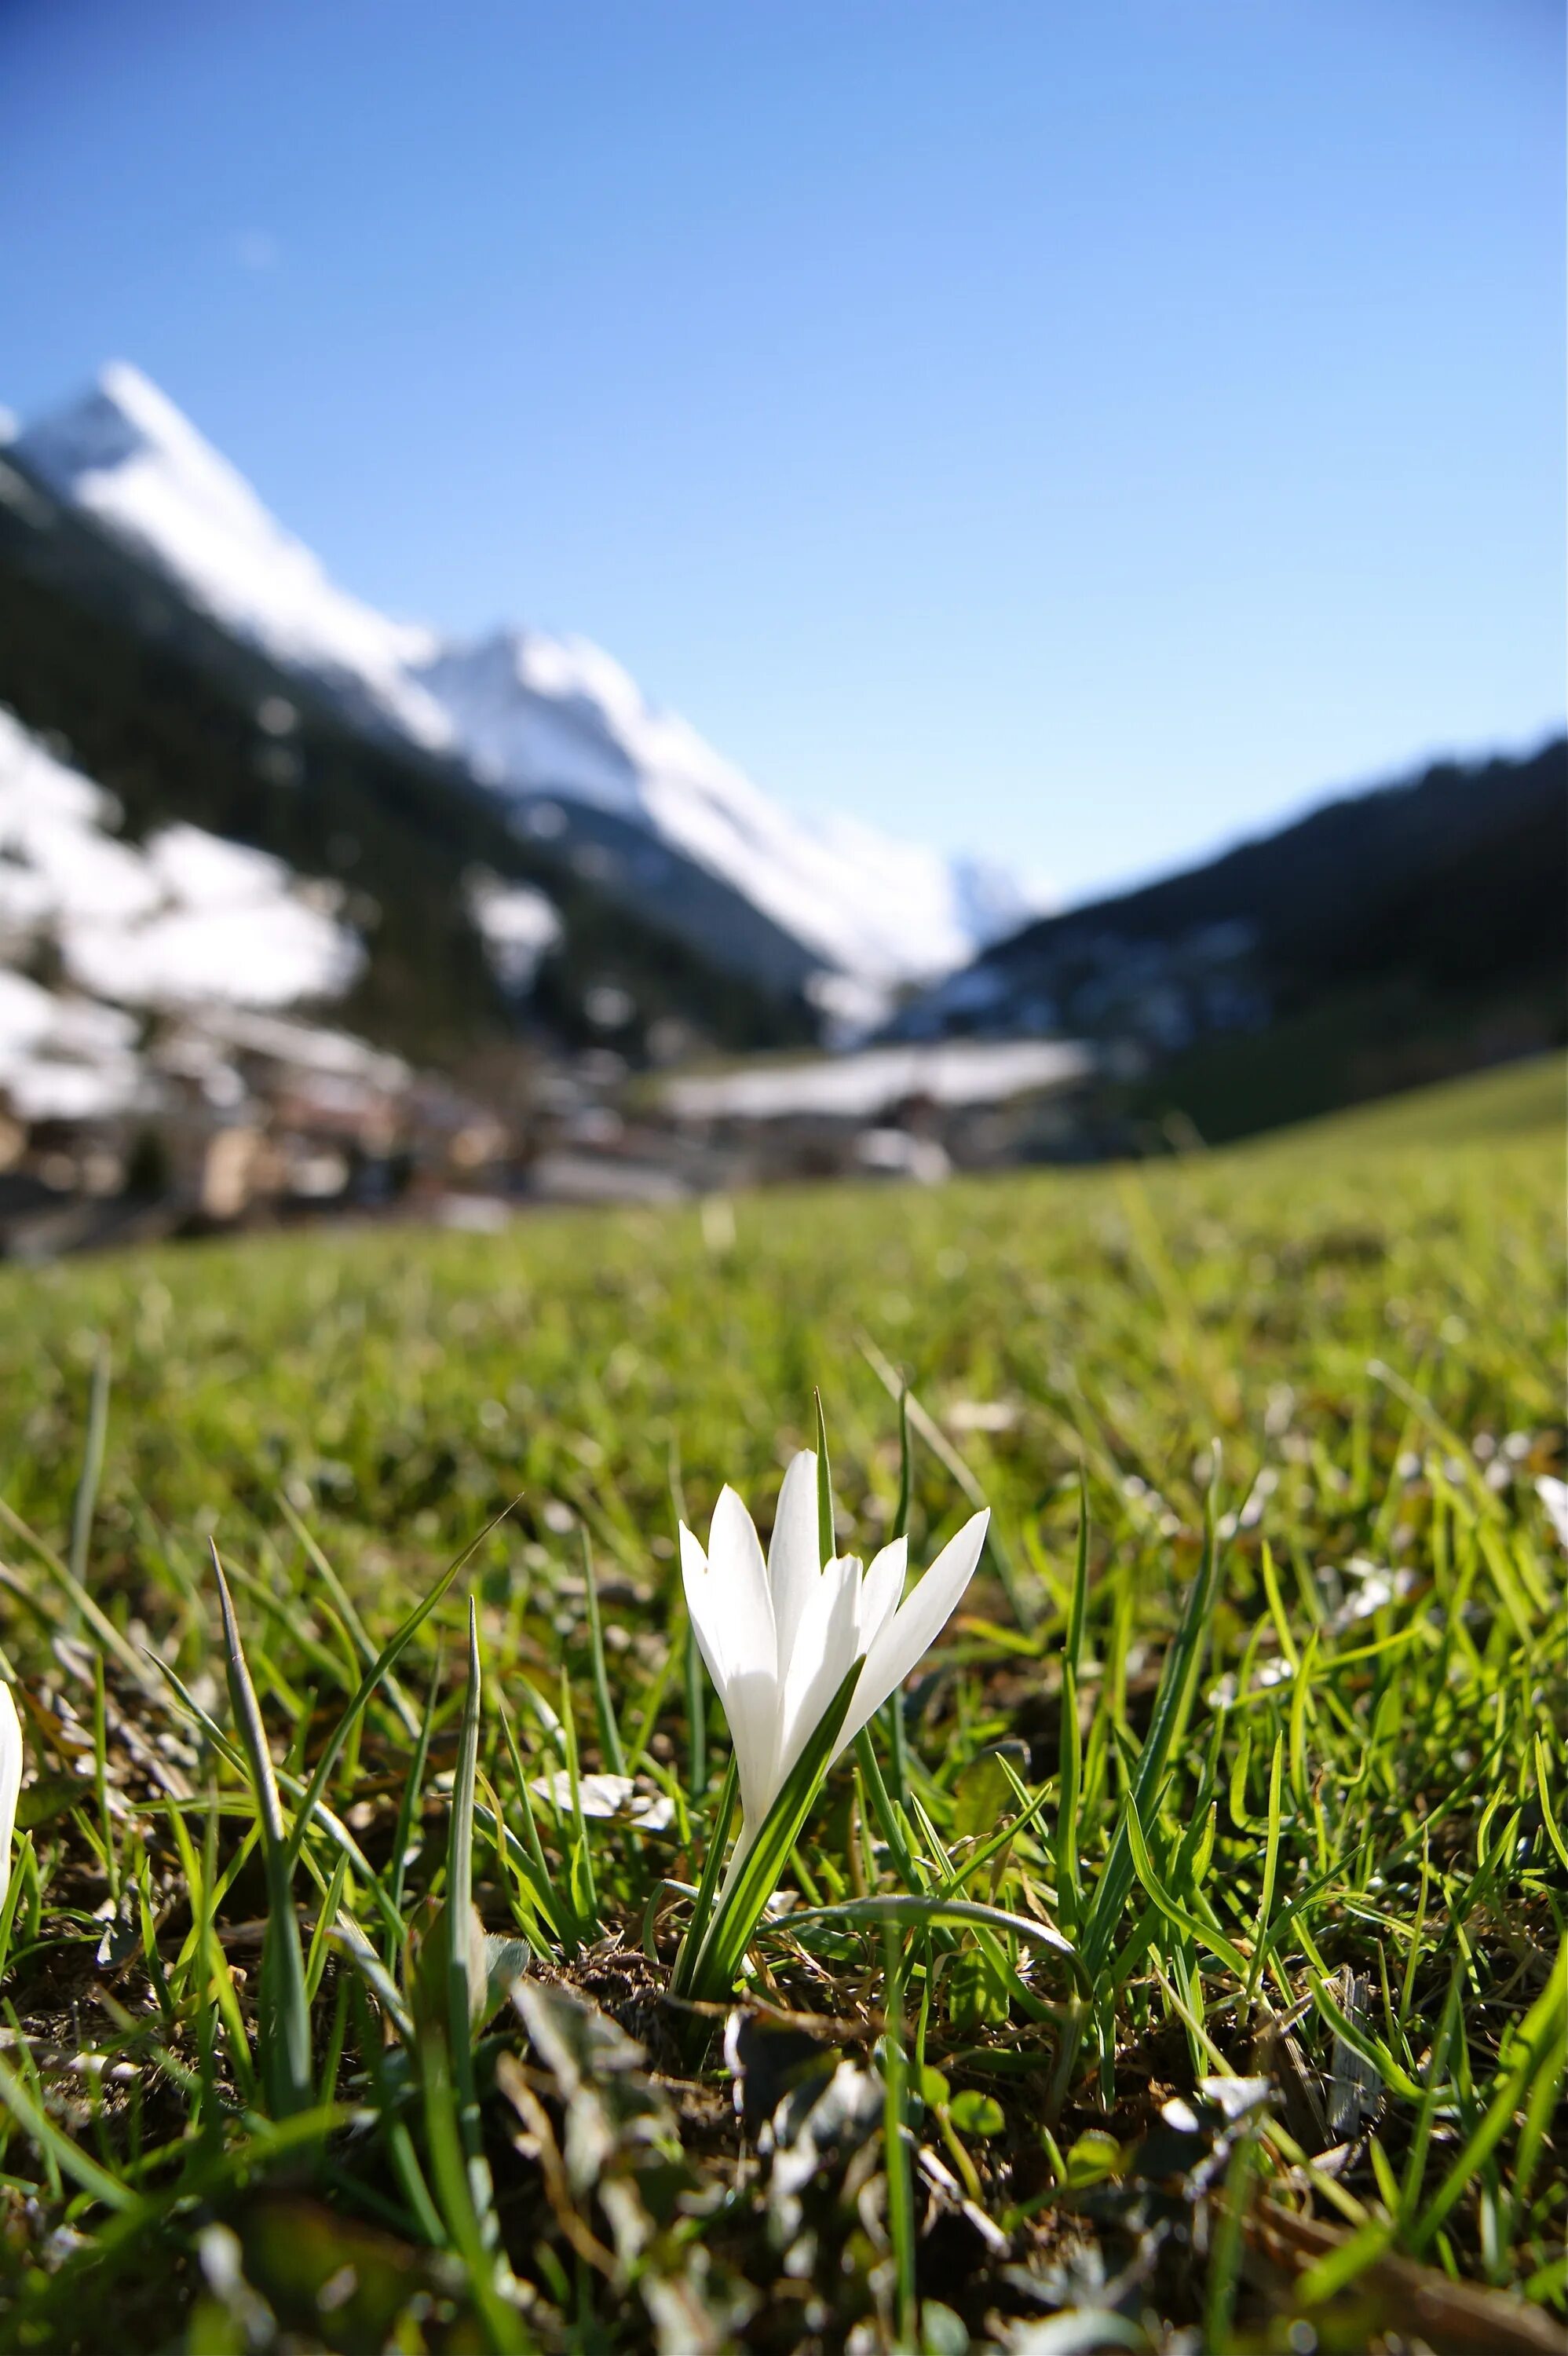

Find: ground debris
[506,1975,756,2353]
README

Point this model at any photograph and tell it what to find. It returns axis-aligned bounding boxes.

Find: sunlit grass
[0,1053,1559,2351]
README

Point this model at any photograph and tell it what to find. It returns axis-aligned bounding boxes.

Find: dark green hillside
[918,737,1566,1143]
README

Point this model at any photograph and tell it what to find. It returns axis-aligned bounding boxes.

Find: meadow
[0,1054,1560,2354]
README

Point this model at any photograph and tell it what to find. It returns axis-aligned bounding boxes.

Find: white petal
[857,1538,908,1655]
[682,1531,776,1827]
[836,1509,989,1755]
[0,1685,20,1909]
[680,1524,729,1692]
[707,1486,778,1682]
[778,1553,863,1782]
[704,1487,784,1828]
[724,1666,786,1831]
[768,1451,821,1665]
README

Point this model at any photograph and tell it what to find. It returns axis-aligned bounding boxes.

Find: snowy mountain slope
[14,364,451,751]
[0,495,810,1065]
[13,367,1050,990]
[415,630,1044,986]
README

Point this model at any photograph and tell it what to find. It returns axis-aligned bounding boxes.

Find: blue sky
[0,0,1560,902]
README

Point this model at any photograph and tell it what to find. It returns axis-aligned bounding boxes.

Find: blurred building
[652,1037,1098,1183]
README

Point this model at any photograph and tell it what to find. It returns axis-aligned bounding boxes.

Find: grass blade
[0,2050,137,2212]
[447,1598,484,2091]
[276,1488,421,1739]
[1121,1791,1250,1979]
[1407,1955,1567,2255]
[389,1647,444,1936]
[782,1893,1074,1956]
[670,1754,737,1996]
[68,1339,111,1603]
[284,1506,506,1869]
[212,1546,313,2119]
[893,1385,913,1542]
[415,1596,517,2342]
[945,1755,1055,1893]
[580,1526,626,1776]
[1079,1460,1226,1977]
[1057,1469,1090,1930]
[814,1386,836,1560]
[881,1919,917,2351]
[1245,1732,1284,2005]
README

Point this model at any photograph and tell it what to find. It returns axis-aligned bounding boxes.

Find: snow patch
[64,897,361,1012]
[0,705,374,1125]
[464,869,564,993]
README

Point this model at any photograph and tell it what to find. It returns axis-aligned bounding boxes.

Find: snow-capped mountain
[14,364,451,751]
[415,630,1036,987]
[13,365,1049,996]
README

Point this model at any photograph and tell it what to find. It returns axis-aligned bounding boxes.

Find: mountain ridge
[12,364,1049,999]
[898,734,1567,1140]
[0,454,813,1066]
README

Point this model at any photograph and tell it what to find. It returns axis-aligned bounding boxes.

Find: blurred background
[0,0,1561,1252]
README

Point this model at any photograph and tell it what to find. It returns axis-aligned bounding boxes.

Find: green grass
[1247,1046,1566,1151]
[0,1054,1560,2353]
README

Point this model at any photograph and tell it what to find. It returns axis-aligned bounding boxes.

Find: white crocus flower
[681,1450,989,1861]
[0,1683,20,1909]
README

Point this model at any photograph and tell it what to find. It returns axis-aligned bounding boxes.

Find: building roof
[659,1037,1091,1125]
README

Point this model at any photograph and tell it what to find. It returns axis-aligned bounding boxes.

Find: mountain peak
[16,366,448,749]
[15,361,1048,996]
[24,362,278,543]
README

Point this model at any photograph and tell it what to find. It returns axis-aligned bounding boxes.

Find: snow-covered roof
[659,1037,1092,1123]
[0,967,146,1121]
[178,1005,410,1090]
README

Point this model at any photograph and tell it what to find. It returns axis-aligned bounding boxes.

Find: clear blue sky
[0,0,1560,902]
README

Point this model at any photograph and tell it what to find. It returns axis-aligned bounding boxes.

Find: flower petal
[725,1666,786,1832]
[778,1552,863,1783]
[707,1485,778,1682]
[857,1538,908,1655]
[680,1523,728,1691]
[0,1684,20,1909]
[703,1486,783,1830]
[836,1509,989,1755]
[768,1450,821,1666]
